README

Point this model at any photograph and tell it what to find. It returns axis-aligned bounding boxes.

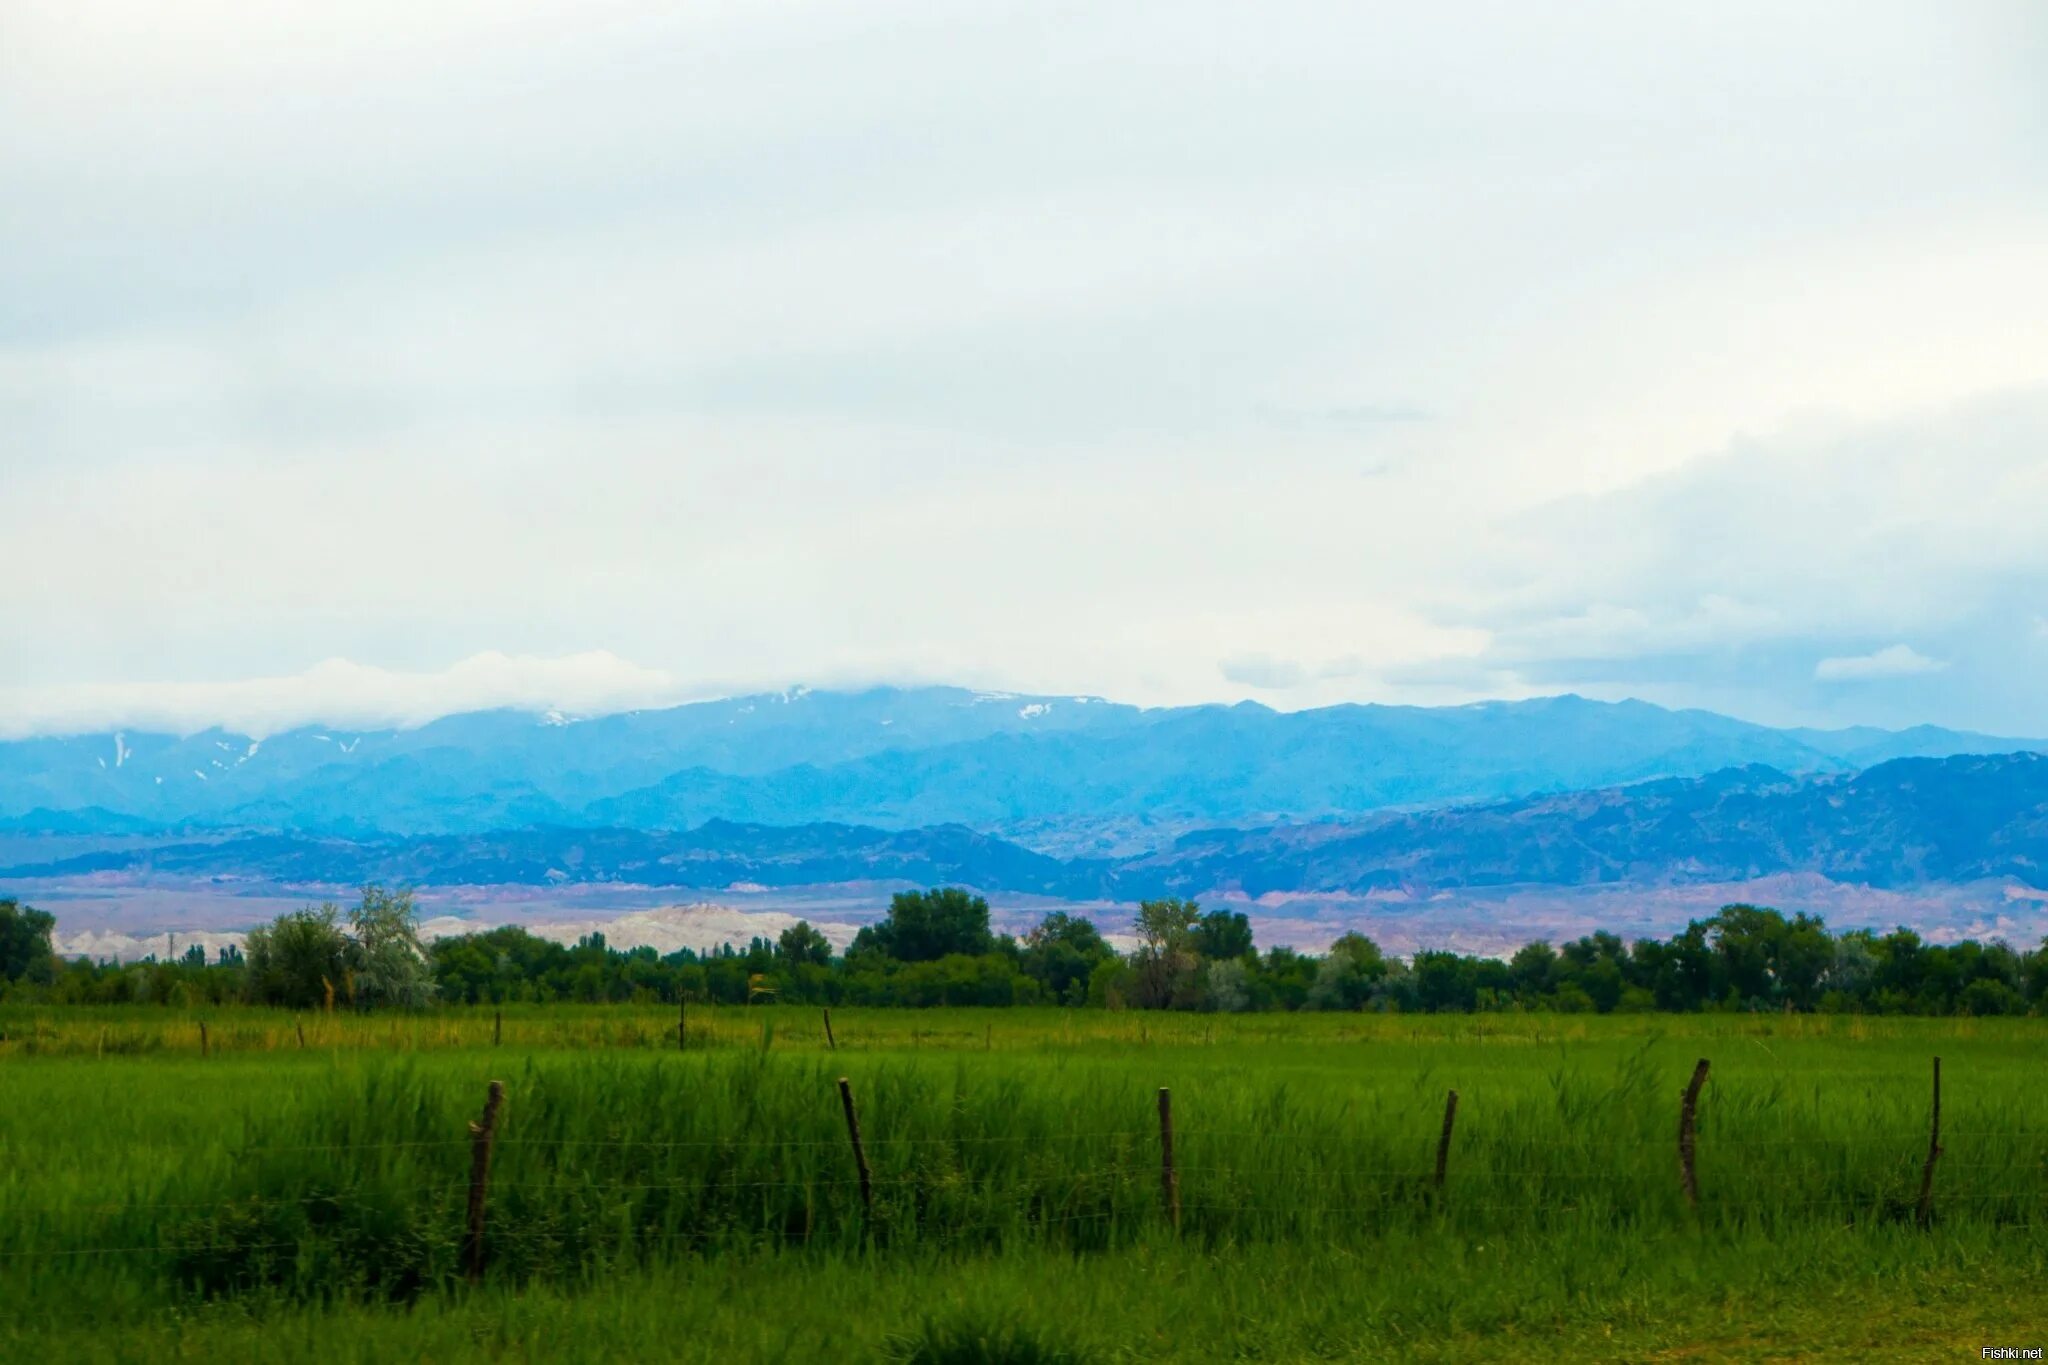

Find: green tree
[1413,950,1479,1012]
[850,888,995,963]
[1257,947,1317,1011]
[349,885,435,1010]
[1205,958,1252,1012]
[1708,905,1789,1005]
[1822,930,1878,1008]
[1960,977,2023,1016]
[1192,909,1255,961]
[1020,912,1113,1004]
[243,905,353,1009]
[1872,927,1928,1011]
[777,920,834,968]
[1508,941,1558,999]
[1665,920,1723,1010]
[1776,913,1834,1010]
[1307,932,1387,1010]
[1129,898,1202,1008]
[1086,955,1130,1008]
[2023,938,2048,1007]
[1580,957,1625,1013]
[0,898,57,984]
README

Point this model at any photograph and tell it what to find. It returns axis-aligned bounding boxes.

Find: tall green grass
[10,1228,2046,1363]
[2,1009,2044,1358]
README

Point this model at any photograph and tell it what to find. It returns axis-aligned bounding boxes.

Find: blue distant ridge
[3,752,2043,900]
[1,687,2040,838]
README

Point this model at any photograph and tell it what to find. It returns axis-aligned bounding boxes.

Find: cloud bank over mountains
[0,652,693,741]
[1815,646,1949,682]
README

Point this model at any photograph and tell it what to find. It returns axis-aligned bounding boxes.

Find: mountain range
[8,753,2043,900]
[3,686,2041,842]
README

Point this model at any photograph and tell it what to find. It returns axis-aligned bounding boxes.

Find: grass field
[3,1006,2044,1361]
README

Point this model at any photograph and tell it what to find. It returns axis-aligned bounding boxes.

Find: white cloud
[1219,653,1371,692]
[1218,654,1309,690]
[1483,597,1787,665]
[1814,645,1950,682]
[3,2,2047,734]
[1408,387,2048,726]
[0,651,692,739]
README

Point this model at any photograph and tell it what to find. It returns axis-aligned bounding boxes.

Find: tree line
[4,889,2047,1016]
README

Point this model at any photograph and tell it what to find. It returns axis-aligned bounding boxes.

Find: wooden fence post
[837,1077,873,1217]
[822,1008,836,1051]
[1434,1089,1459,1191]
[296,1022,306,1050]
[1678,1058,1710,1211]
[677,998,687,1051]
[199,1020,209,1059]
[1158,1087,1180,1232]
[1916,1056,1942,1230]
[465,1080,506,1283]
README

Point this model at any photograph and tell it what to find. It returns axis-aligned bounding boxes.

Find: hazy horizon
[4,658,2047,744]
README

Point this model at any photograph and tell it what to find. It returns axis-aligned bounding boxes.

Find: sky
[4,0,2046,739]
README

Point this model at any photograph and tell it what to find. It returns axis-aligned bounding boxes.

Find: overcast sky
[4,0,2046,738]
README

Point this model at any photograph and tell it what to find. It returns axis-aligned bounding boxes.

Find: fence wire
[6,1059,2044,1273]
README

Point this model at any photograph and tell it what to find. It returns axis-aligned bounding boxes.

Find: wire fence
[5,1055,2044,1275]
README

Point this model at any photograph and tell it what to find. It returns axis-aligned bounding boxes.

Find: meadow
[3,1006,2044,1361]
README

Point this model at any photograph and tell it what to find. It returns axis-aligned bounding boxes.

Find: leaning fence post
[822,1008,837,1051]
[1916,1056,1942,1229]
[465,1080,505,1283]
[837,1077,873,1217]
[1678,1058,1710,1211]
[1435,1089,1460,1191]
[296,1022,306,1050]
[1158,1087,1180,1232]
